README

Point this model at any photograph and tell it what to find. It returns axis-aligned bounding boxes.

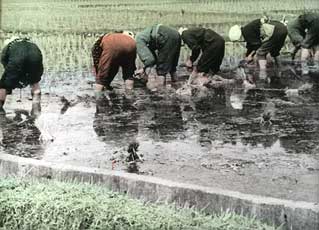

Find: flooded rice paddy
[0,61,318,203]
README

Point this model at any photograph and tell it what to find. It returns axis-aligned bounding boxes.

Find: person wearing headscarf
[0,36,43,115]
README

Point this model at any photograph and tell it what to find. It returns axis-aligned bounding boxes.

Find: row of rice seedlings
[0,28,296,77]
[2,0,317,33]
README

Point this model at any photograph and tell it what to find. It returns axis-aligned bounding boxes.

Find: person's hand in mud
[196,72,210,86]
[133,69,148,87]
[238,59,247,68]
[245,50,256,66]
[134,68,145,77]
[291,44,301,61]
[246,74,255,84]
[124,79,134,90]
[135,67,152,78]
[185,59,193,72]
[243,79,256,93]
[186,67,199,85]
[205,75,235,89]
[189,72,214,89]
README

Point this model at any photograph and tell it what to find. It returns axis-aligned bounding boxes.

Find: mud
[0,62,318,203]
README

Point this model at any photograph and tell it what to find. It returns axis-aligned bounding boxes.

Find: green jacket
[135,24,161,68]
[287,13,319,48]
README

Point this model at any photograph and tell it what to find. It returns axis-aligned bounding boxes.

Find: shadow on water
[0,110,43,159]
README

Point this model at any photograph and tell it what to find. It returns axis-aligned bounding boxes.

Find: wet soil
[0,63,318,203]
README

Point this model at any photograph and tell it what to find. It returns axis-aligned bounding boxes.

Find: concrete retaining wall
[0,153,318,230]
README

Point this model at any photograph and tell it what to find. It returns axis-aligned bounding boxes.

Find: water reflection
[0,109,43,158]
[144,95,185,142]
[93,93,139,146]
[192,75,319,154]
[91,66,319,155]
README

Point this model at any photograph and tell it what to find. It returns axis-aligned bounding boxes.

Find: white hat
[4,36,19,46]
[123,31,135,39]
[228,25,242,42]
[178,27,188,35]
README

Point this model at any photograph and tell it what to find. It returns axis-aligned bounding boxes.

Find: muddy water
[0,63,318,203]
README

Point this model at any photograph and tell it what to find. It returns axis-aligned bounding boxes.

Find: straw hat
[228,25,242,42]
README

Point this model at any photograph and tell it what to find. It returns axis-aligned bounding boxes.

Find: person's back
[93,32,137,95]
[2,40,43,90]
[0,37,43,115]
[287,13,319,74]
[101,33,136,56]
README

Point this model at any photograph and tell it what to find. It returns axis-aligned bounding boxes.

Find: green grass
[0,177,279,230]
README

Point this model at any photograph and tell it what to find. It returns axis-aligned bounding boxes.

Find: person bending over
[288,13,319,75]
[135,24,181,90]
[92,31,136,99]
[229,17,287,79]
[179,27,225,82]
[0,37,43,115]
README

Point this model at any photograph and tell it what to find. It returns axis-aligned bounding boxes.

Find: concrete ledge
[0,153,318,230]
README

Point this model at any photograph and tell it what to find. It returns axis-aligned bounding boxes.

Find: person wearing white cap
[229,17,287,78]
[0,36,43,115]
[179,27,225,79]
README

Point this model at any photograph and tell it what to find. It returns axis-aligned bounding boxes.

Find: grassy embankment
[0,177,280,230]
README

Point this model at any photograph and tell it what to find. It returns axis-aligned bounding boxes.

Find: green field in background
[0,0,318,72]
